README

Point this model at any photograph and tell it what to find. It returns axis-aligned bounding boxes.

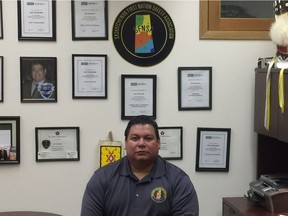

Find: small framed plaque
[0,56,3,102]
[121,74,157,120]
[71,0,108,40]
[0,0,3,39]
[178,67,212,110]
[17,0,56,41]
[0,116,20,164]
[20,57,57,103]
[72,54,107,99]
[158,127,183,160]
[35,127,80,162]
[196,127,231,172]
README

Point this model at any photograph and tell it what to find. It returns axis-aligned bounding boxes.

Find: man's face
[31,64,46,83]
[125,124,160,162]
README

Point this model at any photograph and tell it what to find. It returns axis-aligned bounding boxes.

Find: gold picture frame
[199,0,274,40]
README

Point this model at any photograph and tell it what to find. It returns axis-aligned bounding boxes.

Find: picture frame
[20,57,57,103]
[17,0,56,41]
[72,54,107,99]
[71,0,108,40]
[199,0,274,40]
[121,74,157,120]
[0,56,3,102]
[158,127,183,160]
[35,127,80,162]
[0,116,20,164]
[196,127,231,172]
[178,67,212,110]
[0,0,3,39]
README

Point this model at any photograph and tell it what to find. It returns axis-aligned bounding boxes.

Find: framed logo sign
[112,1,175,67]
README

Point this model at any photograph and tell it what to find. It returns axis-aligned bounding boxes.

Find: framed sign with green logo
[113,2,175,67]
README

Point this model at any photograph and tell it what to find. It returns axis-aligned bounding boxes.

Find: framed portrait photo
[0,116,20,164]
[20,57,57,103]
[178,67,212,110]
[121,74,157,120]
[0,56,3,102]
[35,127,80,162]
[158,127,183,160]
[17,0,56,41]
[0,0,3,39]
[72,54,107,99]
[71,0,108,40]
[196,127,231,172]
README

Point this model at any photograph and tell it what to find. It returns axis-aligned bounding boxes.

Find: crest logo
[151,187,167,203]
[38,83,55,99]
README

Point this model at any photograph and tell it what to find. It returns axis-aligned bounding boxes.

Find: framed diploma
[35,127,80,162]
[121,74,157,120]
[17,0,56,41]
[196,127,231,172]
[0,56,3,102]
[71,0,108,40]
[0,0,3,39]
[20,57,57,103]
[0,116,20,164]
[72,54,107,99]
[158,127,183,160]
[178,67,212,110]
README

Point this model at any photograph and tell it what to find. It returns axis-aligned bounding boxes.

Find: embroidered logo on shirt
[151,187,167,203]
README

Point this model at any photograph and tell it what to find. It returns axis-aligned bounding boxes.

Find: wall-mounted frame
[0,56,3,102]
[0,116,20,164]
[20,57,57,103]
[35,127,80,162]
[196,127,231,172]
[72,54,107,99]
[71,0,108,40]
[158,127,183,160]
[17,0,56,41]
[199,0,274,40]
[178,67,212,110]
[121,74,157,120]
[0,0,3,39]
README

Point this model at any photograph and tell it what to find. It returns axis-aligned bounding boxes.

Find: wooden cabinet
[254,68,288,177]
[222,197,285,216]
[254,68,288,142]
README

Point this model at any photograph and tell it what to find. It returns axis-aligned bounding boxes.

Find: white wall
[0,0,276,215]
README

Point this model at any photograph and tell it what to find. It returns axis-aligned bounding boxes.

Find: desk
[223,197,288,216]
[0,212,61,216]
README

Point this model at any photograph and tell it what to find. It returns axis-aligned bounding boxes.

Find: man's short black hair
[124,115,160,140]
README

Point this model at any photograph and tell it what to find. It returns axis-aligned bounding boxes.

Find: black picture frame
[35,127,80,162]
[0,116,20,164]
[0,0,3,39]
[158,126,183,160]
[71,0,108,40]
[72,54,107,99]
[0,56,3,102]
[20,56,57,103]
[17,0,56,41]
[178,67,212,110]
[196,127,231,172]
[121,74,157,120]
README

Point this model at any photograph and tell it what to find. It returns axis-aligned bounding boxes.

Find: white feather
[270,14,288,46]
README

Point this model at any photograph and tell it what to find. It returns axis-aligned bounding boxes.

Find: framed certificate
[0,0,3,39]
[71,0,108,40]
[196,127,231,172]
[72,54,107,99]
[35,127,80,162]
[17,0,56,40]
[178,67,212,110]
[158,127,183,160]
[0,56,3,102]
[20,57,57,103]
[121,74,157,120]
[0,116,20,164]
